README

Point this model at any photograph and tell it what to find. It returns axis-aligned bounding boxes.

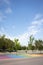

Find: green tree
[29,35,34,44]
[35,40,43,50]
[28,35,35,50]
[14,38,21,51]
[21,46,27,50]
[0,35,15,52]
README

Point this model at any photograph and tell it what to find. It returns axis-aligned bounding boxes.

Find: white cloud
[32,21,38,25]
[29,29,38,35]
[0,27,6,35]
[0,12,6,22]
[5,7,12,13]
[0,0,12,21]
[16,14,43,46]
[0,26,14,40]
[16,24,38,46]
[4,0,10,5]
[0,0,10,6]
[34,14,42,20]
[16,28,38,46]
[0,14,43,46]
[32,19,43,26]
[0,26,15,41]
[16,32,29,46]
[32,14,43,26]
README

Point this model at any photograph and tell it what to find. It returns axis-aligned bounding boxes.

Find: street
[0,57,43,65]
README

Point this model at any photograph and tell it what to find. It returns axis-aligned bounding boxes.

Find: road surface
[0,57,43,65]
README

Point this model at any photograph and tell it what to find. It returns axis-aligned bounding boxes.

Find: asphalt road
[0,57,43,65]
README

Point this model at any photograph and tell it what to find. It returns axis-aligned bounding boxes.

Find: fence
[17,50,43,54]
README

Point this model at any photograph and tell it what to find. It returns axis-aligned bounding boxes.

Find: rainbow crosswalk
[0,55,10,59]
[0,54,26,59]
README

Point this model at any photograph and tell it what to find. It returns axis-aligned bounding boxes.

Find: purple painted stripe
[0,55,11,59]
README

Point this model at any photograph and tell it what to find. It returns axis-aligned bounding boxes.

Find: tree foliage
[28,35,43,50]
[0,34,43,52]
[14,38,21,51]
[35,40,43,50]
[28,35,35,50]
[0,35,15,52]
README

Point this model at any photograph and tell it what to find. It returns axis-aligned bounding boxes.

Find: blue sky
[0,0,43,46]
